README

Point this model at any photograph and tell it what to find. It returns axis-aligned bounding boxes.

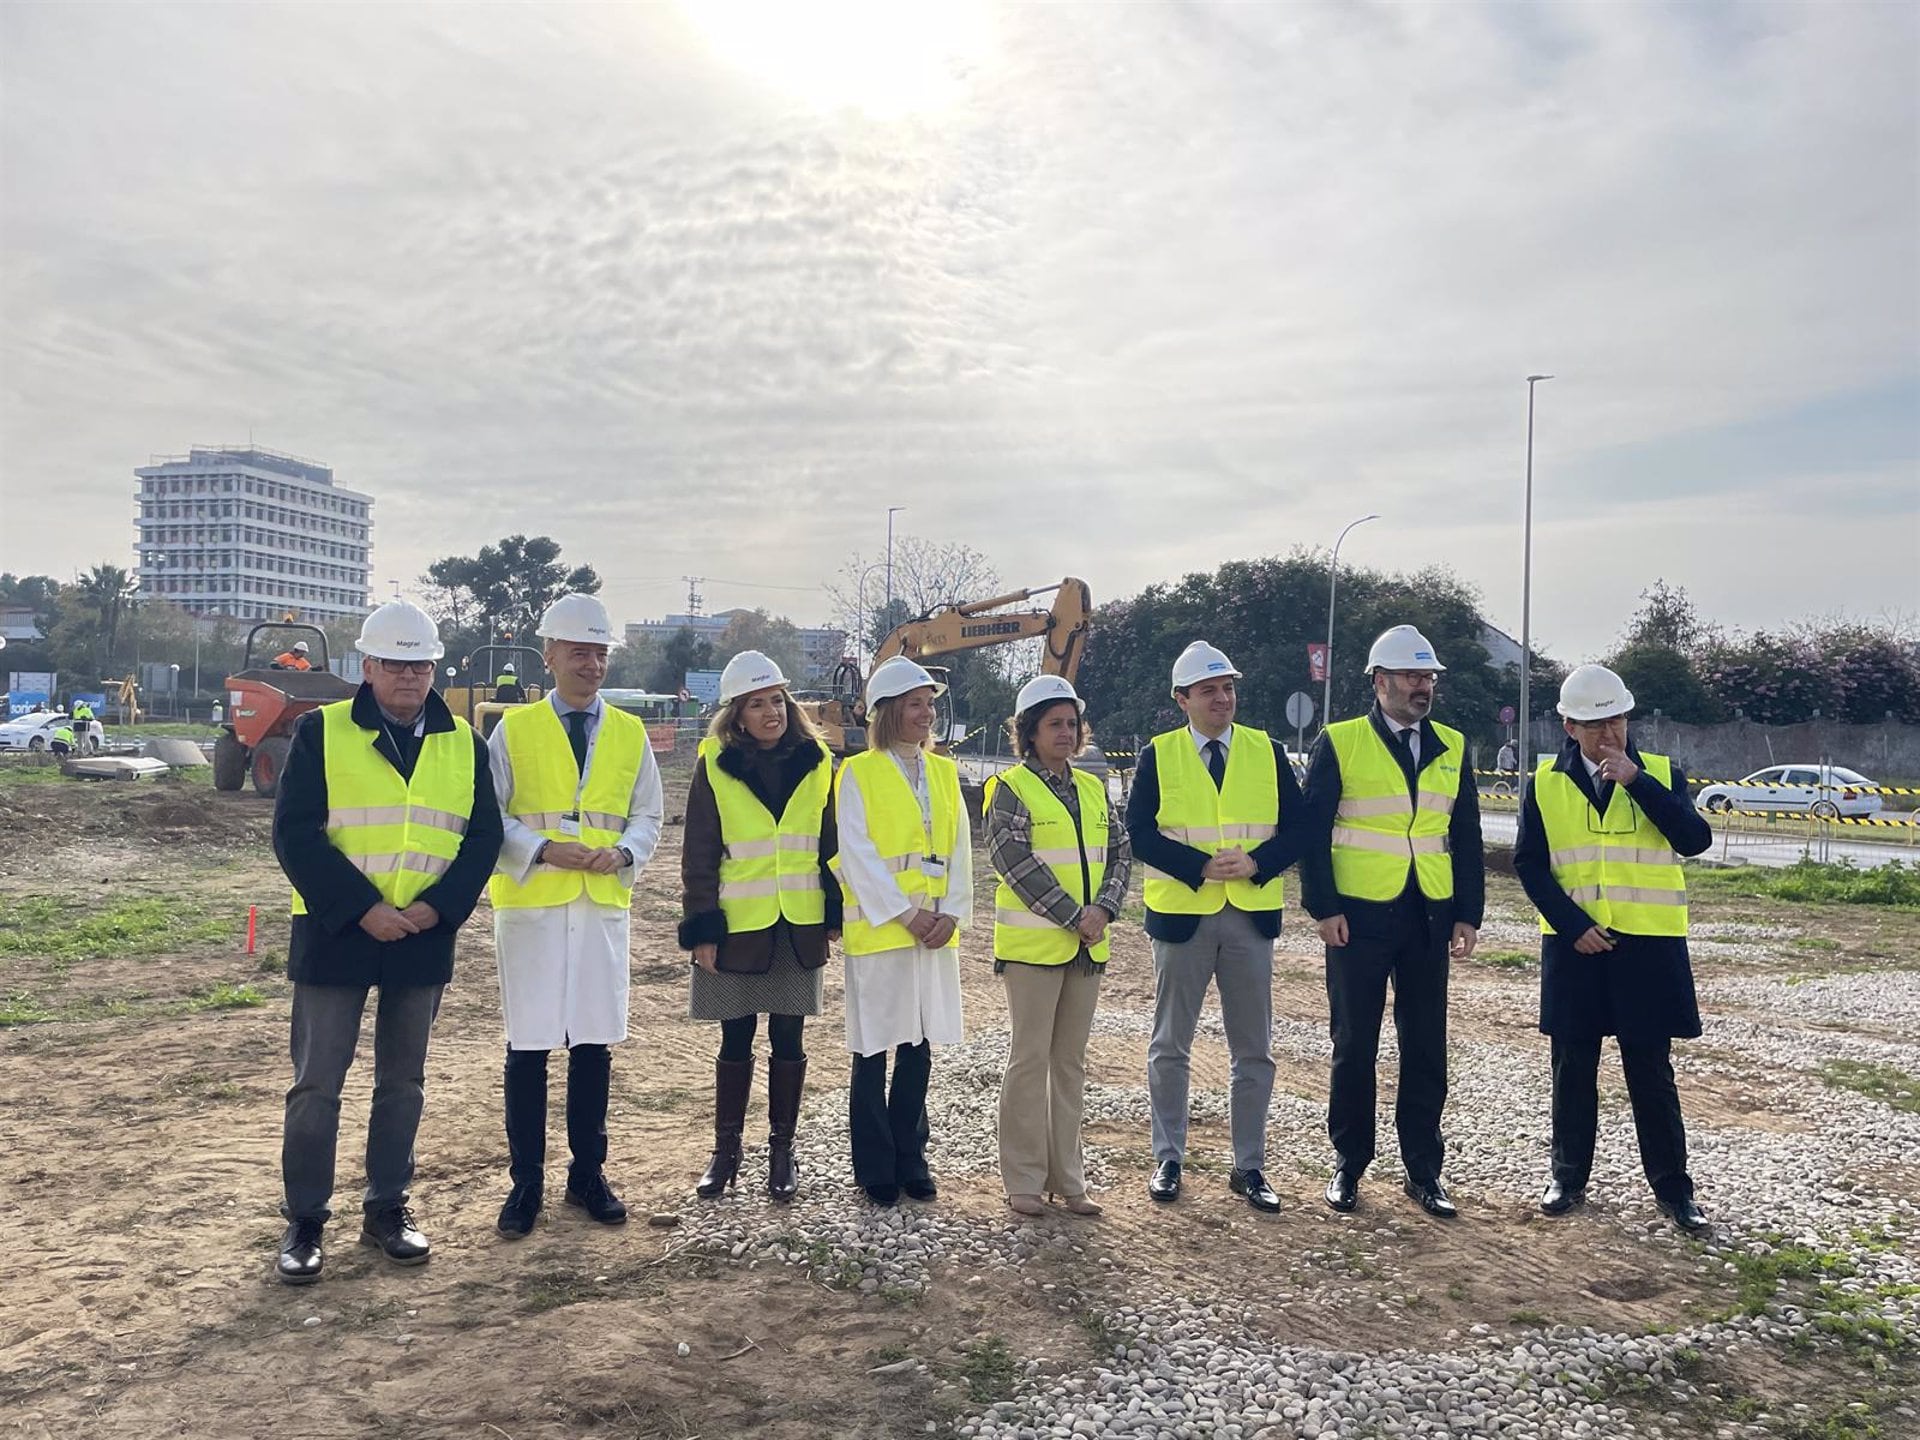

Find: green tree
[646,628,714,694]
[1605,643,1723,722]
[1620,579,1716,654]
[419,535,601,661]
[715,608,807,683]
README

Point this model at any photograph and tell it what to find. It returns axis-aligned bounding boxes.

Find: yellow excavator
[797,577,1091,758]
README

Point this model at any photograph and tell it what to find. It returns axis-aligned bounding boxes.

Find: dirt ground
[0,754,1914,1439]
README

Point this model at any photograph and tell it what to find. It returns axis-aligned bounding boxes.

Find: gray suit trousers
[1147,907,1276,1170]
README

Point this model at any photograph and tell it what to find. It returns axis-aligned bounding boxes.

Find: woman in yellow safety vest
[832,656,972,1207]
[983,676,1131,1219]
[679,651,838,1204]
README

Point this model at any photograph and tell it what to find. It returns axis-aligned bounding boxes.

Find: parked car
[1696,765,1884,819]
[0,710,105,753]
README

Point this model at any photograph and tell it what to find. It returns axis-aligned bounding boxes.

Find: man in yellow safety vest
[271,600,503,1284]
[488,593,663,1238]
[1124,641,1309,1214]
[1301,624,1483,1220]
[1513,663,1713,1232]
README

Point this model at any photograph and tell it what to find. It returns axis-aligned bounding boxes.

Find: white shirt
[1189,724,1232,760]
[488,692,665,886]
[836,749,972,1055]
[1382,714,1420,768]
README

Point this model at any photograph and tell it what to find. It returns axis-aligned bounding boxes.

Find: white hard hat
[1364,624,1446,674]
[536,592,614,645]
[719,649,790,704]
[865,655,946,707]
[356,600,444,661]
[1557,663,1635,721]
[292,640,310,654]
[1014,674,1084,716]
[502,661,516,673]
[1170,641,1241,695]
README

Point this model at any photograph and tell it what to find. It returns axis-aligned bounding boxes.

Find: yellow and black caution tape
[1472,767,1919,797]
[1709,808,1918,828]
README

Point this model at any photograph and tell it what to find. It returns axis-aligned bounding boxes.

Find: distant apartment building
[133,446,372,623]
[625,610,848,683]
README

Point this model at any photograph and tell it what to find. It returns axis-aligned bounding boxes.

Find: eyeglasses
[1382,670,1439,684]
[376,659,435,675]
[1584,792,1641,835]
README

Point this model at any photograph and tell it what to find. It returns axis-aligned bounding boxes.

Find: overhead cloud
[1,0,1913,657]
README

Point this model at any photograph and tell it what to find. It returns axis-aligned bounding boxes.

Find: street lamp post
[885,507,905,617]
[854,560,886,665]
[1323,514,1380,730]
[1519,374,1554,774]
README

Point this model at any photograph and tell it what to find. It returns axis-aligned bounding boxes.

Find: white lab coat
[488,695,664,1050]
[836,751,972,1057]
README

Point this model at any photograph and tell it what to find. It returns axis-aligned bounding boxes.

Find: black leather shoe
[1148,1160,1182,1202]
[1325,1168,1359,1213]
[901,1176,938,1203]
[361,1205,431,1264]
[277,1219,324,1285]
[565,1172,628,1225]
[1404,1177,1458,1219]
[1229,1168,1281,1213]
[864,1183,900,1207]
[497,1182,542,1238]
[1658,1196,1711,1233]
[1540,1180,1586,1216]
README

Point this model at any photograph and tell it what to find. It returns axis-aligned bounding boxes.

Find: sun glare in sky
[675,0,991,117]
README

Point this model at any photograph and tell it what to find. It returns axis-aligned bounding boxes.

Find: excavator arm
[875,577,1091,680]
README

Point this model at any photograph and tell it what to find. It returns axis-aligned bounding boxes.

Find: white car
[1696,765,1883,819]
[0,710,105,753]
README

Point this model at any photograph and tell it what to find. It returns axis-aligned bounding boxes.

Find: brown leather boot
[696,1057,753,1199]
[766,1056,807,1203]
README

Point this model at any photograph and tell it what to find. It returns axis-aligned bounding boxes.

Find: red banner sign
[1307,643,1329,683]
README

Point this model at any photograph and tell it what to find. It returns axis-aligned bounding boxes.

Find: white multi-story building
[625,610,848,683]
[133,446,372,623]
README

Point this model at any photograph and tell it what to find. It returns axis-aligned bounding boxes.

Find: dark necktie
[567,709,590,774]
[1396,727,1417,781]
[1205,738,1226,789]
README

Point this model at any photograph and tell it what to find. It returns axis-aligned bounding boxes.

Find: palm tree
[75,564,138,664]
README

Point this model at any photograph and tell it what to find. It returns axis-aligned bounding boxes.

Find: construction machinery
[798,577,1092,758]
[441,643,547,738]
[213,623,355,797]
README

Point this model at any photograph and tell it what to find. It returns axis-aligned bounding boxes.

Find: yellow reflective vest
[833,747,961,955]
[487,700,648,911]
[1142,725,1284,917]
[699,737,831,932]
[987,763,1110,966]
[1534,753,1688,937]
[292,700,475,915]
[1326,716,1462,902]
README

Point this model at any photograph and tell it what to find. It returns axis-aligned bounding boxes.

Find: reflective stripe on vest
[991,763,1110,966]
[487,701,648,911]
[832,748,961,955]
[292,700,476,915]
[699,737,831,933]
[1140,725,1284,917]
[1325,716,1462,902]
[1534,753,1688,937]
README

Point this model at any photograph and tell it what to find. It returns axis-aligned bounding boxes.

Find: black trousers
[1550,1036,1692,1202]
[848,1042,932,1188]
[1324,899,1449,1181]
[503,1043,611,1187]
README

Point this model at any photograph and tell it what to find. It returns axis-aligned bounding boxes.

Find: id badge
[558,814,582,837]
[921,855,947,879]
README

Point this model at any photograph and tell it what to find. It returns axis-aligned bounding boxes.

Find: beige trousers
[997,961,1103,1196]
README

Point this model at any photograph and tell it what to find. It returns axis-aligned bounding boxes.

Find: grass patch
[1509,1307,1551,1327]
[0,991,52,1025]
[0,763,65,787]
[1791,936,1843,952]
[1688,859,1920,909]
[1725,1245,1856,1317]
[0,895,234,963]
[957,1336,1017,1405]
[1819,1059,1920,1114]
[186,982,265,1011]
[1479,949,1535,970]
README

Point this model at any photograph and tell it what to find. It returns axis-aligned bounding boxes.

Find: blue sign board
[8,693,49,717]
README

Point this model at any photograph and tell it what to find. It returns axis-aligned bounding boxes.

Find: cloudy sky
[2,0,1915,661]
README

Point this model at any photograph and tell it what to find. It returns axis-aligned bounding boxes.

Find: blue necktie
[567,710,590,773]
